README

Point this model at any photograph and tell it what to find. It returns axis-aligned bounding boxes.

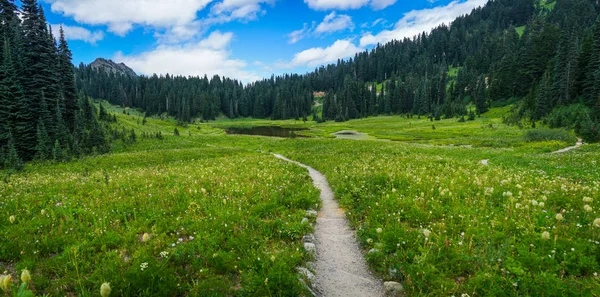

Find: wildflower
[542,196,547,201]
[583,197,593,203]
[541,231,550,240]
[9,216,15,224]
[593,218,600,228]
[160,251,169,258]
[20,270,31,283]
[515,203,522,209]
[140,262,148,271]
[100,283,111,297]
[376,228,383,234]
[531,200,538,207]
[41,209,47,216]
[142,233,151,242]
[556,213,564,221]
[0,275,12,292]
[584,205,593,213]
[366,238,373,244]
[539,202,545,208]
[423,229,431,238]
[270,255,276,262]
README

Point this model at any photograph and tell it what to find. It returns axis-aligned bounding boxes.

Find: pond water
[333,130,372,140]
[225,126,308,138]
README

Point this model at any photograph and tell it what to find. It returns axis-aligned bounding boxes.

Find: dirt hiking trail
[274,154,384,297]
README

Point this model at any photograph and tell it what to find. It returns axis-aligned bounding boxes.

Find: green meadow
[2,103,599,296]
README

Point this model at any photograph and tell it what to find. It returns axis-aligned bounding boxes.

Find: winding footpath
[552,138,584,154]
[273,154,385,297]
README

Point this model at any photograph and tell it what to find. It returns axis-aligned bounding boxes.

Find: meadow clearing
[1,103,599,296]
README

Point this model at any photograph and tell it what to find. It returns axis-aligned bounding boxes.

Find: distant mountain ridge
[90,58,137,77]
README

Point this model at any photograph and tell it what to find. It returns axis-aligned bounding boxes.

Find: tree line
[0,0,110,170]
[77,0,600,141]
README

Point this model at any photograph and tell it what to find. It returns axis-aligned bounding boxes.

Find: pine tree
[52,139,63,161]
[552,27,578,106]
[369,82,377,116]
[57,25,78,131]
[34,118,50,160]
[534,72,552,120]
[475,75,489,115]
[20,0,54,154]
[4,132,22,170]
[583,17,600,106]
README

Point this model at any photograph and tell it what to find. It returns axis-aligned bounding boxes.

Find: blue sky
[38,0,487,82]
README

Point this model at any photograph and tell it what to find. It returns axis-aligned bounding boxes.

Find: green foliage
[523,128,576,143]
[0,0,112,166]
[515,25,526,37]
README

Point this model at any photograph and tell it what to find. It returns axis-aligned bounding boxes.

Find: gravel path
[553,138,583,154]
[274,154,384,297]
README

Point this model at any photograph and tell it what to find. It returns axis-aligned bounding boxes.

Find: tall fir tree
[57,25,78,131]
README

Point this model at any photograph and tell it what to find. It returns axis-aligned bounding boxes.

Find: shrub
[523,128,577,143]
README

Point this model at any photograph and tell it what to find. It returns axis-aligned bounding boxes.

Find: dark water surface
[225,126,308,138]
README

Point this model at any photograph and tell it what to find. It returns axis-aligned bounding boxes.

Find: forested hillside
[76,0,600,142]
[75,0,600,140]
[0,0,110,169]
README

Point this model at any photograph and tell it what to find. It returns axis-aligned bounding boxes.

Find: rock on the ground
[306,210,318,217]
[368,248,381,254]
[384,281,404,296]
[297,267,316,282]
[303,234,316,243]
[304,242,317,255]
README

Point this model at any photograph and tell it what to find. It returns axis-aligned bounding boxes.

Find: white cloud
[205,0,274,25]
[314,12,354,35]
[304,0,396,10]
[51,24,104,45]
[287,12,353,44]
[288,39,363,67]
[288,23,311,44]
[114,31,261,83]
[370,0,397,10]
[360,0,486,46]
[46,0,274,43]
[46,0,213,36]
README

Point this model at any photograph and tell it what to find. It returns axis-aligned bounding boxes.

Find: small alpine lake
[225,126,309,138]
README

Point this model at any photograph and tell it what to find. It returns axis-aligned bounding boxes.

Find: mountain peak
[90,58,137,77]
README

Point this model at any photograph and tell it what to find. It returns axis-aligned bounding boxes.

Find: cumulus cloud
[288,12,353,44]
[45,0,213,36]
[360,0,486,46]
[45,0,274,43]
[114,31,261,83]
[204,0,274,26]
[315,12,354,34]
[287,39,363,67]
[51,24,104,45]
[304,0,396,11]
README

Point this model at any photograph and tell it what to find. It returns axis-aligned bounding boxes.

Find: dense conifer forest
[0,0,110,169]
[76,0,600,142]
